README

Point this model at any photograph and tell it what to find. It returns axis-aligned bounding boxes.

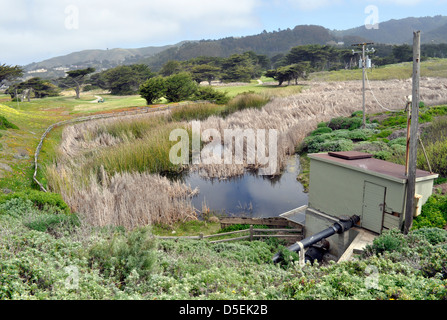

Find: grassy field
[310,58,447,82]
[0,101,70,191]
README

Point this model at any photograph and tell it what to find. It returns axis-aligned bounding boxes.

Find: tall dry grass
[46,111,198,230]
[195,78,447,178]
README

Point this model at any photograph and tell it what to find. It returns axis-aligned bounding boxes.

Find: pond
[178,155,308,219]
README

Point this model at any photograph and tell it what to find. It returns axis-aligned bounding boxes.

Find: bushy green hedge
[0,190,70,215]
[327,116,363,131]
[301,129,376,153]
[193,86,230,105]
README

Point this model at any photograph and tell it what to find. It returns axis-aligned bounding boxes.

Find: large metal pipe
[272,215,360,264]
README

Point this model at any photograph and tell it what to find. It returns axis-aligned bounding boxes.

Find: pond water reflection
[177,155,308,218]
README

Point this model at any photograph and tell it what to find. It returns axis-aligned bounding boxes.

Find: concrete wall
[304,207,359,258]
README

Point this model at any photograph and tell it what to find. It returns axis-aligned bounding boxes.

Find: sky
[1,0,447,66]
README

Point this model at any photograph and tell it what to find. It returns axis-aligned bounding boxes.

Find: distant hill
[139,15,447,70]
[333,15,447,44]
[139,25,344,70]
[23,15,447,76]
[423,22,447,43]
[23,44,183,79]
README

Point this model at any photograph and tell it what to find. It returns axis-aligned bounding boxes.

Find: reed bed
[46,112,198,230]
[169,102,225,122]
[65,170,198,229]
[194,78,447,178]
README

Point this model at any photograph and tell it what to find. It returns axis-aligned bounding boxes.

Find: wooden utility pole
[362,44,366,129]
[404,31,421,235]
[352,43,374,129]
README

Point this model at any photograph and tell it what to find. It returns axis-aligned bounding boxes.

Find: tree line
[2,43,447,102]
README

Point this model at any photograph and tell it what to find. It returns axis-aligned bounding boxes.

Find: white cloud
[286,0,344,11]
[1,0,262,65]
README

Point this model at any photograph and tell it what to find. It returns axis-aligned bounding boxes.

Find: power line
[364,70,402,113]
[352,43,375,128]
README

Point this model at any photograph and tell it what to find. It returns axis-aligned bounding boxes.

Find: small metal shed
[307,151,438,234]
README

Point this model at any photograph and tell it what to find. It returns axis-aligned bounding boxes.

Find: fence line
[32,101,207,192]
[155,225,303,244]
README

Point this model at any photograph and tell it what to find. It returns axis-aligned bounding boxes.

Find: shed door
[362,182,386,234]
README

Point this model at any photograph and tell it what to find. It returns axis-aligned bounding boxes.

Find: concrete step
[337,228,377,262]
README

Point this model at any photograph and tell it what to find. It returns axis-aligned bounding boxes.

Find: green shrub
[367,229,406,254]
[373,150,392,160]
[425,105,447,117]
[373,129,393,139]
[193,86,230,105]
[303,133,355,153]
[380,114,407,128]
[419,113,433,123]
[328,116,362,131]
[0,190,71,215]
[330,130,350,140]
[139,76,166,105]
[417,139,447,177]
[351,110,364,118]
[88,226,156,285]
[0,115,19,130]
[317,121,328,128]
[413,194,447,230]
[347,129,369,141]
[411,228,447,245]
[218,224,269,233]
[24,213,80,233]
[310,127,333,136]
[390,143,406,154]
[388,137,407,146]
[165,72,198,103]
[0,198,35,217]
[318,139,354,152]
[434,176,447,185]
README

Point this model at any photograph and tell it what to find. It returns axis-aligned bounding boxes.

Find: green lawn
[309,58,447,81]
[0,102,68,191]
[70,94,149,114]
